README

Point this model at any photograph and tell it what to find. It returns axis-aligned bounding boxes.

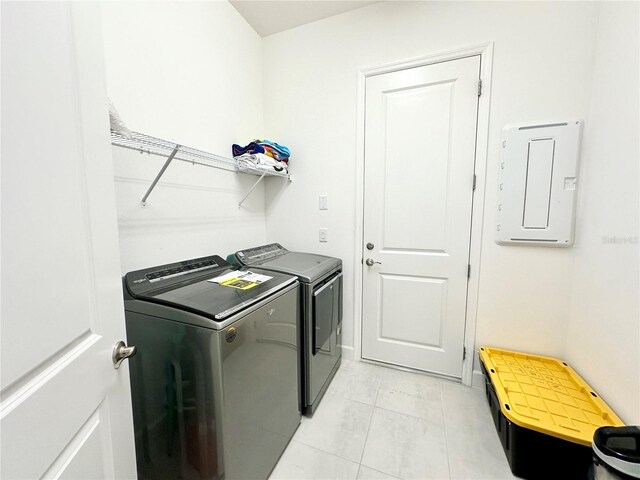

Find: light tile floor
[270,360,518,480]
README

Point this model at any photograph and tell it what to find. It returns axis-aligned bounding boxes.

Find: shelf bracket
[141,145,180,206]
[238,171,267,208]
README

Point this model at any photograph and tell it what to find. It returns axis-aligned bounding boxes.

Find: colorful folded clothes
[232,139,291,164]
[232,142,265,157]
[255,139,290,163]
[261,146,288,163]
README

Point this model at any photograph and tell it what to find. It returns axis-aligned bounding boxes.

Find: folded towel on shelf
[108,98,132,139]
[235,153,288,174]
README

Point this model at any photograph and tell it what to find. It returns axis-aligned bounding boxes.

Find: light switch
[319,228,328,242]
[319,195,328,210]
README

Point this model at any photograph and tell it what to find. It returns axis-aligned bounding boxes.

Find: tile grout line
[289,439,361,468]
[360,465,404,480]
[441,384,453,480]
[369,372,451,426]
[371,403,445,424]
[295,395,377,466]
[357,376,382,467]
[293,435,362,466]
[340,395,378,408]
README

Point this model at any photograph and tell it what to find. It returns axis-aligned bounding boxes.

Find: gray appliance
[591,426,640,480]
[123,254,300,480]
[232,243,342,415]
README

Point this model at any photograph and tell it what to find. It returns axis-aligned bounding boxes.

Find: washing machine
[123,254,300,480]
[231,243,342,415]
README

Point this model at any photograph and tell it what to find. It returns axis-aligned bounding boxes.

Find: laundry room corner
[260,1,601,373]
[100,1,271,273]
[564,1,640,424]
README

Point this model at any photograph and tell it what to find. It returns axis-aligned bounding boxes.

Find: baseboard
[472,369,485,389]
[340,345,354,361]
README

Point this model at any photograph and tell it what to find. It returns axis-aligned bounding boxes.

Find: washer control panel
[125,255,227,296]
[235,243,288,265]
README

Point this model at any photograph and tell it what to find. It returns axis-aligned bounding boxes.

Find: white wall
[565,3,640,424]
[101,1,268,273]
[262,2,600,358]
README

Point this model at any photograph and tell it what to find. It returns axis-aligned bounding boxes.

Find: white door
[1,3,137,479]
[361,56,481,378]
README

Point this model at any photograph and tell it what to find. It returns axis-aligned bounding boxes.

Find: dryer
[231,243,342,415]
[123,254,300,480]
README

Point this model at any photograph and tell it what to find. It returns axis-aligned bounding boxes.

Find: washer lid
[150,268,296,321]
[257,252,341,283]
[124,255,297,322]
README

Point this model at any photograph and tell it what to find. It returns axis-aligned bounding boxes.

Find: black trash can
[591,426,640,480]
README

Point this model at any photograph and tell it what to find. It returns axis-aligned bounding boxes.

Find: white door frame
[352,42,494,386]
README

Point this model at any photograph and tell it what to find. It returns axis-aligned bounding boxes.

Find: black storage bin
[481,359,592,479]
[479,347,625,480]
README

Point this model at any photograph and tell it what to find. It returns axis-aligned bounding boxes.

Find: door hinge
[472,174,477,191]
[478,79,482,97]
[463,346,467,361]
[467,264,471,278]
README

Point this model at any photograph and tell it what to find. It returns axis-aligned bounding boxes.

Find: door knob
[112,340,137,369]
[366,242,375,251]
[365,258,382,267]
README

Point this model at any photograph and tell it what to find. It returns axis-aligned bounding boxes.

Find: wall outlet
[319,195,328,210]
[319,228,328,242]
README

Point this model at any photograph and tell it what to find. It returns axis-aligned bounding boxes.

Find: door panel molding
[379,273,447,349]
[353,43,494,386]
[0,331,97,402]
[41,410,104,480]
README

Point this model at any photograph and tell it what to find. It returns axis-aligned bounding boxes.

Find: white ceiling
[230,1,380,37]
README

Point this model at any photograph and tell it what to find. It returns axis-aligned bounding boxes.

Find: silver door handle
[365,258,382,266]
[112,340,137,369]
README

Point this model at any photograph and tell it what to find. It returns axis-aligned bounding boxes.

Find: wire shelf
[110,131,291,206]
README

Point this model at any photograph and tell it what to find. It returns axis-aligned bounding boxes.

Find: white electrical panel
[496,121,582,247]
